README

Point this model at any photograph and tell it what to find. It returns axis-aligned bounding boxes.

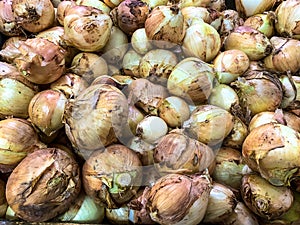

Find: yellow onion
[0,0,23,36]
[50,73,89,99]
[275,0,300,39]
[158,96,190,128]
[145,5,187,48]
[241,173,293,220]
[110,0,149,35]
[127,78,169,115]
[0,179,7,218]
[63,5,112,52]
[183,104,234,146]
[222,202,260,225]
[28,89,68,136]
[6,148,81,222]
[0,118,46,173]
[56,192,105,223]
[0,72,39,118]
[1,37,67,84]
[122,49,142,77]
[12,0,55,33]
[235,0,280,18]
[105,205,130,225]
[82,144,142,209]
[64,84,128,159]
[213,49,250,84]
[167,57,216,104]
[182,18,221,63]
[76,0,111,14]
[136,116,168,144]
[203,182,237,223]
[242,123,300,186]
[244,11,276,38]
[146,173,212,225]
[231,69,283,116]
[224,26,272,61]
[70,52,108,84]
[153,129,215,175]
[263,36,300,74]
[101,26,128,65]
[56,0,77,26]
[212,147,251,190]
[208,84,240,112]
[181,6,214,25]
[131,28,153,55]
[139,49,178,84]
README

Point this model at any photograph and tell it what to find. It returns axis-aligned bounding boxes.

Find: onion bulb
[63,5,112,52]
[82,144,142,208]
[242,123,300,186]
[0,0,23,36]
[235,0,280,18]
[131,28,153,55]
[6,148,81,222]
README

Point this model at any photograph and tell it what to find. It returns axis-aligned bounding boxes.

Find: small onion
[213,49,250,84]
[242,123,300,186]
[263,36,300,74]
[158,96,190,128]
[224,26,272,61]
[110,0,150,35]
[82,144,143,208]
[153,129,215,175]
[136,116,168,144]
[122,49,142,77]
[241,173,293,220]
[183,104,234,146]
[275,0,300,39]
[70,52,108,84]
[131,28,153,55]
[63,5,112,52]
[145,4,187,48]
[182,18,221,63]
[12,0,55,33]
[28,89,68,136]
[0,0,23,36]
[235,0,280,18]
[167,57,216,104]
[6,148,81,222]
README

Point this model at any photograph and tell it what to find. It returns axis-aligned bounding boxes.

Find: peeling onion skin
[6,148,81,222]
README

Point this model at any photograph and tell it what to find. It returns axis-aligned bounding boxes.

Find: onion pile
[0,0,300,224]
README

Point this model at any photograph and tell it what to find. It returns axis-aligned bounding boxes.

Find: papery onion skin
[241,173,293,220]
[242,123,300,186]
[235,0,280,18]
[122,49,142,77]
[76,0,111,14]
[82,144,142,209]
[0,0,23,36]
[6,148,81,222]
[56,0,77,26]
[63,5,112,52]
[275,0,300,40]
[64,84,128,159]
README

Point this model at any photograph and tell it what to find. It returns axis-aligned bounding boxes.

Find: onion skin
[0,179,7,218]
[235,0,280,18]
[82,144,142,209]
[0,0,23,36]
[6,148,81,222]
[241,174,293,220]
[242,123,300,186]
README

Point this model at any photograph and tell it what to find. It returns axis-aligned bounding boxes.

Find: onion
[110,0,150,35]
[105,205,130,225]
[263,36,300,74]
[122,49,142,77]
[131,28,153,55]
[82,144,143,208]
[0,179,7,218]
[0,72,39,118]
[182,18,221,63]
[145,4,187,48]
[153,129,215,175]
[279,74,297,109]
[63,5,112,52]
[181,6,214,25]
[28,89,68,137]
[70,52,108,84]
[0,0,23,36]
[167,57,216,105]
[224,26,272,61]
[275,0,300,39]
[64,84,129,159]
[183,104,234,146]
[178,0,210,8]
[242,123,300,186]
[6,148,81,222]
[235,0,280,18]
[0,62,17,75]
[241,173,293,220]
[56,0,76,26]
[76,0,111,14]
[12,0,55,33]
